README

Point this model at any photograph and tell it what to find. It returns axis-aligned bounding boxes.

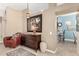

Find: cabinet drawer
[21,34,41,50]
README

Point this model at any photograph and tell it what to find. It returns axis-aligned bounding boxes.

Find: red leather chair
[3,33,21,48]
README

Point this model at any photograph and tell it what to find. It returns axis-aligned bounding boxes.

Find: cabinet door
[25,35,37,49]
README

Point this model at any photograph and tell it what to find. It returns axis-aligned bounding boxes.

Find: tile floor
[0,41,79,56]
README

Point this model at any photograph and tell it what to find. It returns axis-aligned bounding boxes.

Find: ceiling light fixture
[26,3,30,18]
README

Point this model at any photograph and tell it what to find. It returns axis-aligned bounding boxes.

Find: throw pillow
[11,34,18,40]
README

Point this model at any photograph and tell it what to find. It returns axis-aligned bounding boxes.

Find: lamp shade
[31,25,36,31]
[26,12,30,18]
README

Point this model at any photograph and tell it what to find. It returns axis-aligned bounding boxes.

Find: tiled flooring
[0,41,79,56]
[56,41,79,56]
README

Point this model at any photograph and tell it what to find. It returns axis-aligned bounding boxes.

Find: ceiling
[0,3,48,10]
[55,3,79,15]
[0,3,48,15]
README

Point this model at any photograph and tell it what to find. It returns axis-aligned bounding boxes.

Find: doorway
[57,13,77,43]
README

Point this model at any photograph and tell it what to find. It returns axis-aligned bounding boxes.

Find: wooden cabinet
[21,34,41,50]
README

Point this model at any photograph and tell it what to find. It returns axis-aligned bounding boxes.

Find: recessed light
[40,10,44,12]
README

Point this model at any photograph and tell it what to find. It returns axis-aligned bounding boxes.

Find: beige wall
[23,4,57,51]
[6,7,23,36]
[42,4,57,51]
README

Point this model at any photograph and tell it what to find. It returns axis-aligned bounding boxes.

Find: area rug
[6,47,36,56]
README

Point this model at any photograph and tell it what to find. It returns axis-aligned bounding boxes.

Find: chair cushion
[11,33,20,40]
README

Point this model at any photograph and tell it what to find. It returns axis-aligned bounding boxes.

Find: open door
[57,12,77,43]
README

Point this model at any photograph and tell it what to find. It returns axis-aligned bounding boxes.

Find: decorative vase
[40,42,47,53]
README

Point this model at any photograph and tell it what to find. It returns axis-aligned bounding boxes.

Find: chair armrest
[3,36,12,40]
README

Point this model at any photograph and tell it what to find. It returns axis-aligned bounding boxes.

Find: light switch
[50,32,52,35]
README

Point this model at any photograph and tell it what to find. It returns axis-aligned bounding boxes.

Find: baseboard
[45,48,57,54]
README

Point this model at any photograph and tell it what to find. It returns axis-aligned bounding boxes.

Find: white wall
[42,4,57,51]
[6,7,23,36]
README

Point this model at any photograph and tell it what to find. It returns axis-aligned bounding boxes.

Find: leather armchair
[3,33,21,48]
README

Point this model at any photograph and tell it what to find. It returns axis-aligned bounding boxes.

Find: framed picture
[27,14,42,32]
